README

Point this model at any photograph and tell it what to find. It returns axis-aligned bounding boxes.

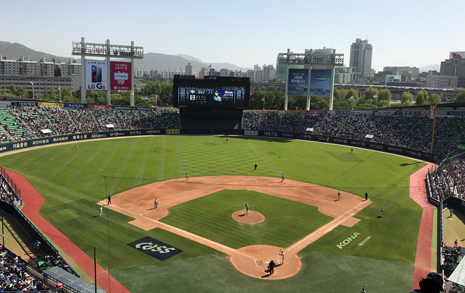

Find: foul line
[286,200,371,253]
[107,205,254,261]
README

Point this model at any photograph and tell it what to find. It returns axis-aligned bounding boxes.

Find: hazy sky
[1,0,463,71]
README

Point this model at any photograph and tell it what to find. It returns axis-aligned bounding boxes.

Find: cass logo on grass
[128,236,182,261]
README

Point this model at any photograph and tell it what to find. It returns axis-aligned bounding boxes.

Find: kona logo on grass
[128,236,182,261]
[336,232,361,249]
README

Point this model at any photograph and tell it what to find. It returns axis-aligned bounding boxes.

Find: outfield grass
[161,189,332,248]
[0,135,426,292]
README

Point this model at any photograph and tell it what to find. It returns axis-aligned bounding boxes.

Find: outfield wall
[0,128,435,162]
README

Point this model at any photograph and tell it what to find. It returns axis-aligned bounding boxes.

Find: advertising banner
[64,103,88,109]
[429,105,436,119]
[287,69,309,96]
[450,52,465,59]
[310,69,332,97]
[88,104,111,110]
[306,110,327,114]
[85,60,108,90]
[0,102,11,107]
[38,102,64,108]
[110,61,132,90]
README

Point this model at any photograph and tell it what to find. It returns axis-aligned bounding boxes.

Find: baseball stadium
[0,77,465,293]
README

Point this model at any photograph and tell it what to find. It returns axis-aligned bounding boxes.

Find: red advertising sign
[110,62,132,90]
[88,104,111,110]
[429,105,436,120]
[306,110,328,114]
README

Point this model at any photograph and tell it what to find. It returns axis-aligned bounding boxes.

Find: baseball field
[0,135,427,292]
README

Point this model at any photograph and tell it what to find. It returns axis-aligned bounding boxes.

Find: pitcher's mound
[232,210,265,225]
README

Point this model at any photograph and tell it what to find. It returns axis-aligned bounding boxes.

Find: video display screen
[173,76,250,109]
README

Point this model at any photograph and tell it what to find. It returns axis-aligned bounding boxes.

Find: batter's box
[128,236,182,261]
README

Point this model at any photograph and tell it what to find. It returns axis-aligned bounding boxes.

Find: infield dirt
[101,176,371,279]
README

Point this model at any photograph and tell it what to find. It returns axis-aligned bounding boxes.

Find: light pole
[373,94,378,109]
[59,87,62,102]
[30,82,35,99]
[262,97,265,110]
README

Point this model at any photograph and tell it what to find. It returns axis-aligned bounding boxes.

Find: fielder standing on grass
[99,206,103,217]
[379,207,385,218]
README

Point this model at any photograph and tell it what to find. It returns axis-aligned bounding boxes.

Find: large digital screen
[173,76,250,109]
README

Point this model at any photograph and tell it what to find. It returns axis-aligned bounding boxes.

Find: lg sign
[85,60,108,90]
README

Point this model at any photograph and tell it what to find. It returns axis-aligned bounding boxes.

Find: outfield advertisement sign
[110,61,132,90]
[85,60,108,90]
[309,69,332,97]
[127,236,182,261]
[287,69,308,96]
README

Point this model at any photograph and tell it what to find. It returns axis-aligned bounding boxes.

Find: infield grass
[0,135,426,292]
[161,189,332,248]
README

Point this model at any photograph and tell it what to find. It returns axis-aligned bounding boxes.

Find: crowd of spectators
[447,158,465,200]
[0,176,20,207]
[428,168,451,203]
[259,113,280,131]
[242,111,465,156]
[0,106,180,142]
[0,246,52,292]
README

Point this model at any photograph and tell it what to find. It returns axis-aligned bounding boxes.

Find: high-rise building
[440,53,465,88]
[199,67,209,79]
[349,38,373,79]
[185,63,193,75]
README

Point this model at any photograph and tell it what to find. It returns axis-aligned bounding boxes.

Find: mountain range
[0,41,248,72]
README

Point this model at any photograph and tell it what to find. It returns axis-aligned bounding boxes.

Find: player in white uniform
[186,173,189,181]
[279,249,285,264]
[99,206,103,217]
[154,199,158,209]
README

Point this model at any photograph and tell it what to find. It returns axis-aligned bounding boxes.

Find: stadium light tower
[277,48,344,110]
[72,37,144,106]
[30,81,34,99]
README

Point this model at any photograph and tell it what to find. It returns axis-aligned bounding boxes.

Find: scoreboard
[173,75,250,109]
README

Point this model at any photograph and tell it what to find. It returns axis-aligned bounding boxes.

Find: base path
[3,169,129,293]
[103,176,372,279]
[410,163,436,289]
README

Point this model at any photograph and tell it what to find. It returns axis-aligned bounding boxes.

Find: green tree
[415,90,429,105]
[43,87,58,102]
[356,103,376,110]
[333,100,351,110]
[400,91,413,106]
[310,96,329,110]
[360,87,378,105]
[9,84,16,96]
[454,89,465,103]
[377,89,392,105]
[377,100,390,108]
[86,90,106,105]
[16,86,28,98]
[428,93,442,105]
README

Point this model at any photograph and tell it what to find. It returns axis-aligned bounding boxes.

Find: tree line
[2,82,465,109]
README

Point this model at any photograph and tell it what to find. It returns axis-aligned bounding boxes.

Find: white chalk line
[286,200,370,253]
[108,205,254,261]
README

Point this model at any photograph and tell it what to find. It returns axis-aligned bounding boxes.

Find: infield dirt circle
[101,175,371,279]
[232,210,265,225]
